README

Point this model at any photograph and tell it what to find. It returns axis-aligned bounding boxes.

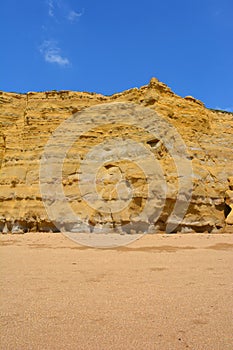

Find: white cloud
[39,40,70,66]
[48,0,54,17]
[224,107,233,112]
[46,0,84,22]
[214,106,233,112]
[67,9,83,22]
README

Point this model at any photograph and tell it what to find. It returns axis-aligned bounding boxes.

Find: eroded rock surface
[0,78,233,233]
[225,177,233,225]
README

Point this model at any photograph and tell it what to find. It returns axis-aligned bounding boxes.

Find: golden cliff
[0,78,232,233]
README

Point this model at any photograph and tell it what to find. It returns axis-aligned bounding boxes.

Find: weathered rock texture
[0,78,232,233]
[225,177,233,225]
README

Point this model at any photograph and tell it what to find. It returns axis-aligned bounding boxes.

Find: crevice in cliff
[0,133,6,169]
[224,203,231,219]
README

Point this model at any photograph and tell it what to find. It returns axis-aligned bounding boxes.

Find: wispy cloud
[39,40,70,66]
[46,0,84,22]
[67,9,84,22]
[40,0,83,67]
[214,106,233,112]
[224,107,233,112]
[48,0,55,17]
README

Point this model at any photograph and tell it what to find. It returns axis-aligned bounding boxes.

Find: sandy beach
[1,233,233,350]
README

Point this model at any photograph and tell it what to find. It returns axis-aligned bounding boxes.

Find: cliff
[0,78,232,234]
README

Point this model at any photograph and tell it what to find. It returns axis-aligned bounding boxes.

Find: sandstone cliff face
[0,78,232,233]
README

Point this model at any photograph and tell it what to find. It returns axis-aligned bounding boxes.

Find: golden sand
[1,233,233,349]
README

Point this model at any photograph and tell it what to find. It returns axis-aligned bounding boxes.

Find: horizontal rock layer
[0,78,232,233]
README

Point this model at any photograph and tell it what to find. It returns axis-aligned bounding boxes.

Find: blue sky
[1,0,233,111]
